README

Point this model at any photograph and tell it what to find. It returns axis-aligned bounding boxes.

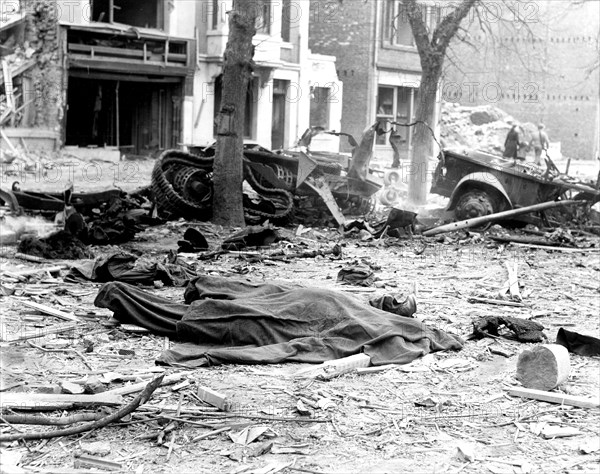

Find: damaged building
[1,1,342,157]
[0,0,196,157]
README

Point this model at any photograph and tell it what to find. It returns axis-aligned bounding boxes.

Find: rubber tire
[454,189,496,221]
[383,170,402,187]
[379,188,399,206]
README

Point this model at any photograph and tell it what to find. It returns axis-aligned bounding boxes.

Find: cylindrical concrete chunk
[516,344,570,391]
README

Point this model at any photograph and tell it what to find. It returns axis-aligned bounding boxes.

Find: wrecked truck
[151,125,383,225]
[431,148,600,222]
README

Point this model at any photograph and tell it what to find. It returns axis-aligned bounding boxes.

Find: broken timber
[17,300,79,322]
[1,392,124,410]
[507,387,600,409]
[102,373,188,397]
[423,200,588,236]
[0,375,164,442]
[1,321,77,343]
[197,386,230,411]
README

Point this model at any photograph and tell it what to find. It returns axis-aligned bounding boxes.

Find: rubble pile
[440,103,539,154]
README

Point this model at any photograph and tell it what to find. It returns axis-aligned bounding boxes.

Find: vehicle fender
[448,172,512,210]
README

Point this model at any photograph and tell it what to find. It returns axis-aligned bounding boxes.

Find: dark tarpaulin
[94,276,463,367]
[66,253,197,287]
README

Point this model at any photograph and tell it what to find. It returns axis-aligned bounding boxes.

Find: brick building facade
[309,0,441,165]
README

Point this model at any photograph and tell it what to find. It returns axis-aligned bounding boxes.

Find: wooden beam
[2,264,66,277]
[507,387,600,409]
[1,322,77,343]
[18,300,79,322]
[1,392,124,410]
[197,386,230,411]
[102,373,187,397]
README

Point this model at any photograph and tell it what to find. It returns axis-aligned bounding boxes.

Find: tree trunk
[401,0,479,205]
[212,2,257,226]
[409,68,441,204]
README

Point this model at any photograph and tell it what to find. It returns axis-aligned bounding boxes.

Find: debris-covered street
[2,0,600,473]
[1,220,600,473]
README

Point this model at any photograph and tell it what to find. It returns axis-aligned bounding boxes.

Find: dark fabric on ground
[67,253,196,287]
[18,230,92,260]
[336,265,374,287]
[94,276,463,367]
[472,315,546,342]
[556,327,600,357]
[369,294,417,318]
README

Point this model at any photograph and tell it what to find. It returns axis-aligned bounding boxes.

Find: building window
[384,1,440,46]
[256,0,271,35]
[376,85,418,145]
[385,1,415,46]
[92,0,164,29]
[281,0,291,42]
[211,0,219,29]
[309,87,331,129]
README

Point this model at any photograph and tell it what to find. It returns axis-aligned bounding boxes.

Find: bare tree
[401,0,478,204]
[212,2,258,226]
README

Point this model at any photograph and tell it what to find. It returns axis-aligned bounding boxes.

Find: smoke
[1,215,59,241]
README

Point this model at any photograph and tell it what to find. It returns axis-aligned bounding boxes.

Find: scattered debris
[473,315,546,342]
[222,225,281,251]
[66,252,197,287]
[336,265,375,286]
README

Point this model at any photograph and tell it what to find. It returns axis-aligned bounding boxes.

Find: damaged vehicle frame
[431,148,600,221]
[151,124,383,225]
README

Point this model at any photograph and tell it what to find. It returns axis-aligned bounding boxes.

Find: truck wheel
[379,188,399,206]
[383,170,401,187]
[455,190,495,221]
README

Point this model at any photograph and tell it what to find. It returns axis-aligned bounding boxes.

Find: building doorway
[271,79,288,150]
[65,75,182,156]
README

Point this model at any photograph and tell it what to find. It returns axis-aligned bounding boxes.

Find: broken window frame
[255,0,272,35]
[91,0,166,30]
[375,85,418,146]
[383,1,442,47]
[309,86,331,130]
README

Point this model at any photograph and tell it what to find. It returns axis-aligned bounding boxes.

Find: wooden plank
[103,373,187,397]
[68,43,147,59]
[356,364,397,375]
[1,322,77,343]
[1,128,59,139]
[0,128,17,153]
[0,392,124,410]
[511,243,600,253]
[2,265,67,277]
[505,261,522,301]
[507,387,600,409]
[197,385,230,411]
[468,297,525,307]
[18,300,79,322]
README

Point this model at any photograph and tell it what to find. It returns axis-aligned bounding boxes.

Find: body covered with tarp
[95,276,463,367]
